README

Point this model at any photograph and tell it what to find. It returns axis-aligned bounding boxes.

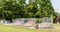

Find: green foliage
[0,0,57,19]
[36,18,43,23]
[4,11,13,19]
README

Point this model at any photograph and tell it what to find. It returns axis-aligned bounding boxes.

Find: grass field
[0,24,60,32]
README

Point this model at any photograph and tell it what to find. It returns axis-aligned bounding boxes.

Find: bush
[36,18,43,23]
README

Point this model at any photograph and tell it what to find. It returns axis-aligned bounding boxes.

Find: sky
[51,0,60,13]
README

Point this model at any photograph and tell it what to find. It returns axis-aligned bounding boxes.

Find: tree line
[0,0,58,21]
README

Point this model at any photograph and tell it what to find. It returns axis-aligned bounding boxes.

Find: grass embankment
[0,24,60,32]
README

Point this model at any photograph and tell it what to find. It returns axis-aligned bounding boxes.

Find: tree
[4,11,13,22]
[0,0,57,20]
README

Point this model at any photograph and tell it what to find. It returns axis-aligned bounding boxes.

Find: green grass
[0,24,60,32]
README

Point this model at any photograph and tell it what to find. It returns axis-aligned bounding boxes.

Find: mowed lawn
[0,24,60,32]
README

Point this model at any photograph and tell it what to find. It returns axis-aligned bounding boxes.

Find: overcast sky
[51,0,60,13]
